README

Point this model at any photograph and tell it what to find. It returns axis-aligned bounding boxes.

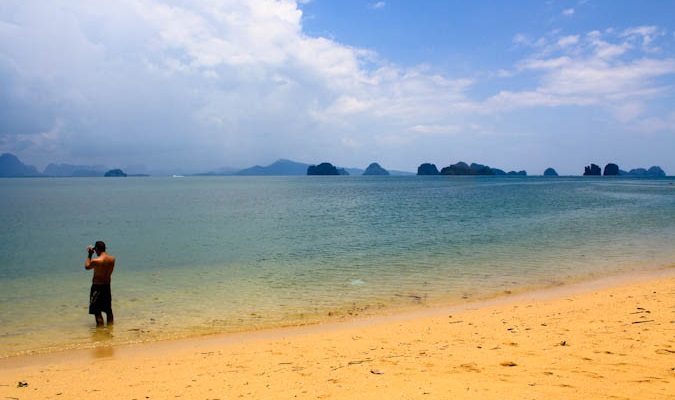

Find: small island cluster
[306,161,666,177]
[307,162,391,176]
[305,161,527,176]
[581,163,666,177]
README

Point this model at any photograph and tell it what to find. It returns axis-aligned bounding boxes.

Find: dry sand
[2,268,674,399]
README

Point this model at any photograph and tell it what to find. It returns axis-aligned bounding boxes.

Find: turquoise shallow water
[0,176,673,358]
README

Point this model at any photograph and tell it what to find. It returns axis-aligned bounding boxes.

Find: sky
[1,0,674,175]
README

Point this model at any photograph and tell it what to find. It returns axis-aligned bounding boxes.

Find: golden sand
[2,268,673,399]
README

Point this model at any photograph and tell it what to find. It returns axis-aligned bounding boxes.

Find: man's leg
[106,309,114,325]
[94,312,104,327]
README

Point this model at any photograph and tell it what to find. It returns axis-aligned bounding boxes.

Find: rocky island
[584,163,666,177]
[363,163,389,176]
[307,162,349,176]
[417,161,527,176]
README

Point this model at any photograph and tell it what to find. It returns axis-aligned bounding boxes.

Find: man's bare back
[86,252,115,284]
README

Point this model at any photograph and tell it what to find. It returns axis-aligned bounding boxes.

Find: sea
[0,175,673,358]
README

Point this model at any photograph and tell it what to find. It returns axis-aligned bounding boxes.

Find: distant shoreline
[1,153,669,177]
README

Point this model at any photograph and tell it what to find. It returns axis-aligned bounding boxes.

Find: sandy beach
[2,267,673,399]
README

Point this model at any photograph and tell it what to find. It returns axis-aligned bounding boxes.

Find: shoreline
[2,265,671,363]
[2,262,670,361]
[2,266,673,398]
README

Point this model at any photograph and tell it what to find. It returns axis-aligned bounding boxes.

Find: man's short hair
[94,241,106,252]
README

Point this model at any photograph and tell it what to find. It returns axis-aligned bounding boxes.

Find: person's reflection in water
[90,325,115,358]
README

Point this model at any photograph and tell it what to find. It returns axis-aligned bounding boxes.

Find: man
[85,241,116,327]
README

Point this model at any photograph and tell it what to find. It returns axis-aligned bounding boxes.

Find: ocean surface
[1,176,673,358]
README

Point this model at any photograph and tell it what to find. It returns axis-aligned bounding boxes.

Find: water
[1,176,673,358]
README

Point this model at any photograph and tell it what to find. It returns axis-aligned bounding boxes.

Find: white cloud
[512,33,548,48]
[513,33,528,45]
[325,95,372,115]
[562,8,575,16]
[557,35,579,47]
[490,28,675,122]
[628,111,675,134]
[370,2,386,10]
[587,30,629,59]
[612,101,645,123]
[409,124,460,136]
[621,26,662,52]
[2,0,392,169]
[521,56,572,70]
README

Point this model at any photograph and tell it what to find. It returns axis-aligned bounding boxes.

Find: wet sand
[1,267,673,399]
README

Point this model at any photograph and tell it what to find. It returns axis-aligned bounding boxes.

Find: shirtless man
[85,241,116,327]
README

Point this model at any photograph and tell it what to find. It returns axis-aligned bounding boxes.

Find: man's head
[94,241,106,253]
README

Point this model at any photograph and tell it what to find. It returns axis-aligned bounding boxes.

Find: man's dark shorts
[89,284,112,314]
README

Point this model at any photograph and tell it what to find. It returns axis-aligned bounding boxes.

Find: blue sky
[1,0,674,175]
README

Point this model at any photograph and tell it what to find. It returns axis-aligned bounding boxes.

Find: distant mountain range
[43,162,107,177]
[0,153,144,177]
[199,159,415,176]
[238,159,308,176]
[0,153,42,177]
[0,153,413,177]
